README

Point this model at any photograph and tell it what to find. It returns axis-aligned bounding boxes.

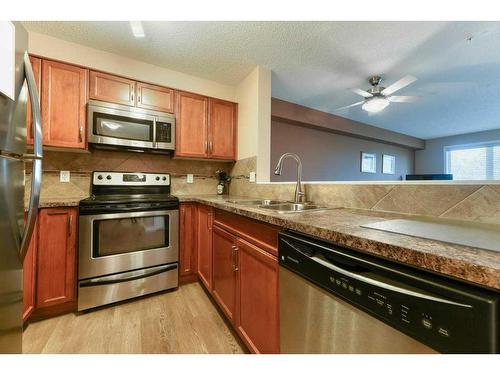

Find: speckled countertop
[30,194,500,291]
[178,195,500,291]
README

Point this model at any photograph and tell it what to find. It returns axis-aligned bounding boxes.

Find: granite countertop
[177,194,500,291]
[25,196,86,210]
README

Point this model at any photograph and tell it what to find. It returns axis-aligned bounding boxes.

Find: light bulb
[362,97,390,113]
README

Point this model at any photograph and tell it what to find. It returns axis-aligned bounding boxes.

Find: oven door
[79,209,179,279]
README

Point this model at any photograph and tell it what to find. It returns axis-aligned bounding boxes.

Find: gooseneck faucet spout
[274,153,305,203]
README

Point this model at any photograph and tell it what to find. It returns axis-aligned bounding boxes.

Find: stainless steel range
[78,171,179,311]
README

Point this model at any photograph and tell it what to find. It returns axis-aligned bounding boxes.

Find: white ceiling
[22,21,500,139]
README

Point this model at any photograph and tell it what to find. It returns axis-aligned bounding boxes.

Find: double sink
[225,199,329,214]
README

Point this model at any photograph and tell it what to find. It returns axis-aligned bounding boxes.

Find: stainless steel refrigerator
[0,21,42,353]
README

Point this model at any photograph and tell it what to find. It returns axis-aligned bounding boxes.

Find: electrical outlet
[60,170,70,183]
[187,174,194,184]
[249,171,256,182]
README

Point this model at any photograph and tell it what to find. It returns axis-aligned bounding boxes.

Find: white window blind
[445,141,500,180]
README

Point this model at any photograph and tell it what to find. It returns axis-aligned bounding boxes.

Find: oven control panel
[93,172,170,186]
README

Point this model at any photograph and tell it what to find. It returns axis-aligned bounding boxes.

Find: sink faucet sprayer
[274,153,305,204]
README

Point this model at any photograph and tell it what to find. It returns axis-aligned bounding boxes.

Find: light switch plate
[249,171,256,182]
[187,174,194,184]
[60,170,70,183]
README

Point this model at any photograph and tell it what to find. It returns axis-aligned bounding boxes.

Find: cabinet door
[197,205,213,289]
[208,98,236,160]
[89,70,136,106]
[23,217,38,322]
[236,238,279,353]
[180,203,197,277]
[41,60,88,149]
[175,91,208,158]
[212,225,238,322]
[36,208,77,308]
[26,55,42,145]
[136,82,174,113]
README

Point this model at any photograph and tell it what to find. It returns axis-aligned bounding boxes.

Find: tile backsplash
[26,149,234,199]
[228,156,500,225]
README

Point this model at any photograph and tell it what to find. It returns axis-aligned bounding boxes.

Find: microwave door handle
[152,117,157,148]
[19,52,43,263]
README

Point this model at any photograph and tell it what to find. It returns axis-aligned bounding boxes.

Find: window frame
[444,139,500,181]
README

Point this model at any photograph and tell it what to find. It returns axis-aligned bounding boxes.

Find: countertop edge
[178,196,500,292]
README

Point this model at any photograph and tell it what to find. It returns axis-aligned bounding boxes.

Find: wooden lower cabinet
[23,216,38,322]
[35,208,78,313]
[179,203,197,282]
[196,204,213,290]
[212,226,238,321]
[236,238,279,353]
[204,207,280,353]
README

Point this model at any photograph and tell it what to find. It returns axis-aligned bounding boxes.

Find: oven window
[93,215,169,257]
[93,112,153,142]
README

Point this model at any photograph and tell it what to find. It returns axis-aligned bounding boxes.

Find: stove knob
[97,175,103,180]
[162,176,167,181]
[156,176,160,181]
[106,175,112,180]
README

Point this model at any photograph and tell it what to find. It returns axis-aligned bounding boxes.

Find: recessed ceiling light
[129,21,145,38]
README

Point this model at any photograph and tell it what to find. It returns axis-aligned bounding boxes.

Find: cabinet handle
[204,141,208,154]
[68,215,72,237]
[232,245,239,272]
[79,125,84,143]
[209,141,213,154]
[137,95,141,103]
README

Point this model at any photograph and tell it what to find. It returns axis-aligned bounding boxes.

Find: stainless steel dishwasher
[279,231,499,354]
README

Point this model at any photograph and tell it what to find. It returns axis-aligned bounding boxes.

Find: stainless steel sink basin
[225,199,286,206]
[258,202,329,214]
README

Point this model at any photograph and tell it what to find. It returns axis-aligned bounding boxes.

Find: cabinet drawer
[214,209,279,256]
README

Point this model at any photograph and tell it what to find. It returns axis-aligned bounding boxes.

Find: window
[445,141,500,180]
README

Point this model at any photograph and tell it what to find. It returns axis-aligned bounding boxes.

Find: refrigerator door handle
[19,52,43,263]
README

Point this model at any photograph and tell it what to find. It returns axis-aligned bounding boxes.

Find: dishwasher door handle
[310,255,472,308]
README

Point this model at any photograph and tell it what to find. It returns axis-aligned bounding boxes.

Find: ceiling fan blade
[388,95,418,103]
[351,88,373,98]
[381,75,417,96]
[335,101,365,111]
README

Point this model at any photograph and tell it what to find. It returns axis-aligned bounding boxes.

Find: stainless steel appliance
[0,22,42,354]
[78,171,179,311]
[279,231,499,354]
[87,100,175,153]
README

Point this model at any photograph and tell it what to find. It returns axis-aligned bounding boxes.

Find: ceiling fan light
[362,97,390,113]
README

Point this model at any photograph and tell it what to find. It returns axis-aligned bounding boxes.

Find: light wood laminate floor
[23,283,246,354]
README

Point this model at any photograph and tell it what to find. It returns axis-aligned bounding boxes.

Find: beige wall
[235,66,271,182]
[28,32,236,101]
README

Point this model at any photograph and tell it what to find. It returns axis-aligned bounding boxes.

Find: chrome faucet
[274,153,305,203]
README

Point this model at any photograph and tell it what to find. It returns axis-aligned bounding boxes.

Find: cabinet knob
[79,126,84,142]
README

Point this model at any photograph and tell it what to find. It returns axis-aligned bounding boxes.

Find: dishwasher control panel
[279,231,499,354]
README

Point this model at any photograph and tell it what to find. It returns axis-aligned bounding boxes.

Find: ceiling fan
[337,75,418,113]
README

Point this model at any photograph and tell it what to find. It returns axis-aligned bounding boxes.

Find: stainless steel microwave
[87,99,175,152]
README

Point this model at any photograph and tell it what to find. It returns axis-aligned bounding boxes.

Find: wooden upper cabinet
[41,60,88,149]
[212,225,238,322]
[197,205,213,290]
[36,208,77,308]
[175,91,209,158]
[136,82,174,113]
[26,56,41,145]
[236,238,279,353]
[180,203,197,277]
[208,98,236,160]
[89,71,136,106]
